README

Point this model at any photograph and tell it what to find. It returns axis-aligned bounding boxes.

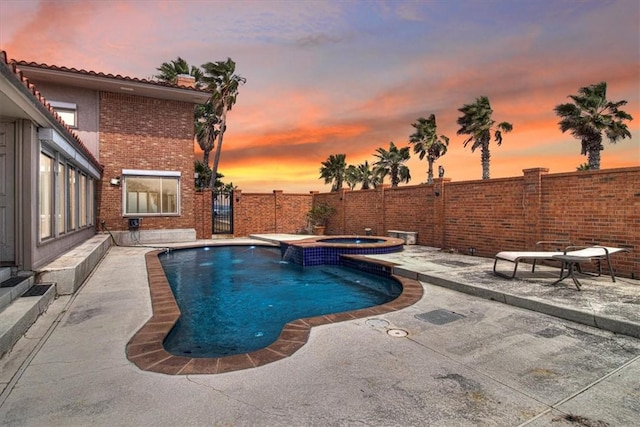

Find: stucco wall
[24,81,100,158]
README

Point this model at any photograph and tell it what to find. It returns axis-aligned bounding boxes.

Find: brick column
[273,190,283,233]
[522,168,548,249]
[376,184,389,236]
[340,188,350,234]
[432,178,451,249]
[194,189,212,239]
[231,189,241,237]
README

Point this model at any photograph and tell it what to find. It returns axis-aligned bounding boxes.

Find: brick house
[0,51,210,274]
[15,57,211,245]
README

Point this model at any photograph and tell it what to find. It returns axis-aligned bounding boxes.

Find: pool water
[160,246,402,358]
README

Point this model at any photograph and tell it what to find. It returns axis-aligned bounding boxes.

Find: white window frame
[49,101,78,128]
[39,151,55,240]
[122,169,181,216]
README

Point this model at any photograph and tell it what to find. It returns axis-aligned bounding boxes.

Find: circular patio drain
[387,329,408,338]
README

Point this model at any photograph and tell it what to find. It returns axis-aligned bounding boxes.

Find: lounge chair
[493,245,628,284]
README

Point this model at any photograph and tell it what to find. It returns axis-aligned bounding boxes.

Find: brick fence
[231,167,639,278]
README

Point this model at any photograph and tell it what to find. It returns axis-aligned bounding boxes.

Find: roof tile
[13,59,209,92]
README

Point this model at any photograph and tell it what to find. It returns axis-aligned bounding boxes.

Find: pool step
[0,267,10,283]
[0,273,34,313]
[0,274,56,359]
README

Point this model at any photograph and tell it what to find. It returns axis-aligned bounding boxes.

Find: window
[57,162,66,234]
[79,174,87,227]
[123,170,180,215]
[49,101,77,128]
[87,179,94,226]
[68,166,77,230]
[39,152,54,239]
[39,137,97,241]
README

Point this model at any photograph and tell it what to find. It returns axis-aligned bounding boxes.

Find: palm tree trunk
[203,149,210,168]
[588,149,601,170]
[481,145,491,180]
[391,166,399,187]
[427,159,434,184]
[209,110,227,188]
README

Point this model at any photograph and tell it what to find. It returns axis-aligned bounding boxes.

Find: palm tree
[456,96,513,180]
[194,101,219,167]
[319,154,347,191]
[373,142,411,187]
[155,58,217,165]
[194,160,212,191]
[409,114,450,184]
[201,58,246,189]
[155,57,204,88]
[554,82,633,170]
[356,161,381,189]
[345,165,359,190]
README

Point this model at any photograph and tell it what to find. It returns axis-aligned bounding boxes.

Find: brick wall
[194,190,212,239]
[232,167,639,277]
[97,92,196,232]
[232,191,315,236]
[443,176,525,255]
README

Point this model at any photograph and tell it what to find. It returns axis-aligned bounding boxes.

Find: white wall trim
[121,169,181,177]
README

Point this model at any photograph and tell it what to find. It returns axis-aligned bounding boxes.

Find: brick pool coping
[125,246,423,375]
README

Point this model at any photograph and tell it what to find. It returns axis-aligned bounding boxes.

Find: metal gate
[212,189,234,234]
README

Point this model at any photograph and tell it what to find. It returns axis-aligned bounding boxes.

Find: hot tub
[280,235,404,266]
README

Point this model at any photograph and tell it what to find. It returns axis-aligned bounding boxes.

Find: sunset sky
[1,0,638,193]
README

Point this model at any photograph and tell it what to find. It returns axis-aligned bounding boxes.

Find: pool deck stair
[0,272,56,359]
[0,234,111,359]
[37,234,111,295]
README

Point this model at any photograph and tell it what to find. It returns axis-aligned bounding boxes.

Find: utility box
[128,217,141,230]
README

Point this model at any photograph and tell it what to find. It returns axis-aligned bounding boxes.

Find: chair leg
[551,261,582,291]
[493,258,519,279]
[605,255,616,282]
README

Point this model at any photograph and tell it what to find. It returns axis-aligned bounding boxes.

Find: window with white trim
[79,173,87,227]
[123,170,180,215]
[57,161,66,234]
[39,152,54,239]
[40,150,96,241]
[68,166,77,230]
[49,101,77,128]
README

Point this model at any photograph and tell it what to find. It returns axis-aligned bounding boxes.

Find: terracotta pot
[312,225,326,235]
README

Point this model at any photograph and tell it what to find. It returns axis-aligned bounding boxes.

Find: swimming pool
[126,243,423,375]
[160,246,401,357]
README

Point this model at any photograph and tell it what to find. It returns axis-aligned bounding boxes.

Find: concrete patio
[0,237,638,426]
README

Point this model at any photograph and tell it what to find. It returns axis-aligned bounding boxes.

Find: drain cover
[415,309,465,325]
[366,318,390,328]
[387,329,408,337]
[1,276,27,288]
[21,284,52,297]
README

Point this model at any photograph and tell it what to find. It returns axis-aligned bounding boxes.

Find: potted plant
[307,203,335,235]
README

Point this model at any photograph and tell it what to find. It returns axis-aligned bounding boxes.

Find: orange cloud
[3,0,638,194]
